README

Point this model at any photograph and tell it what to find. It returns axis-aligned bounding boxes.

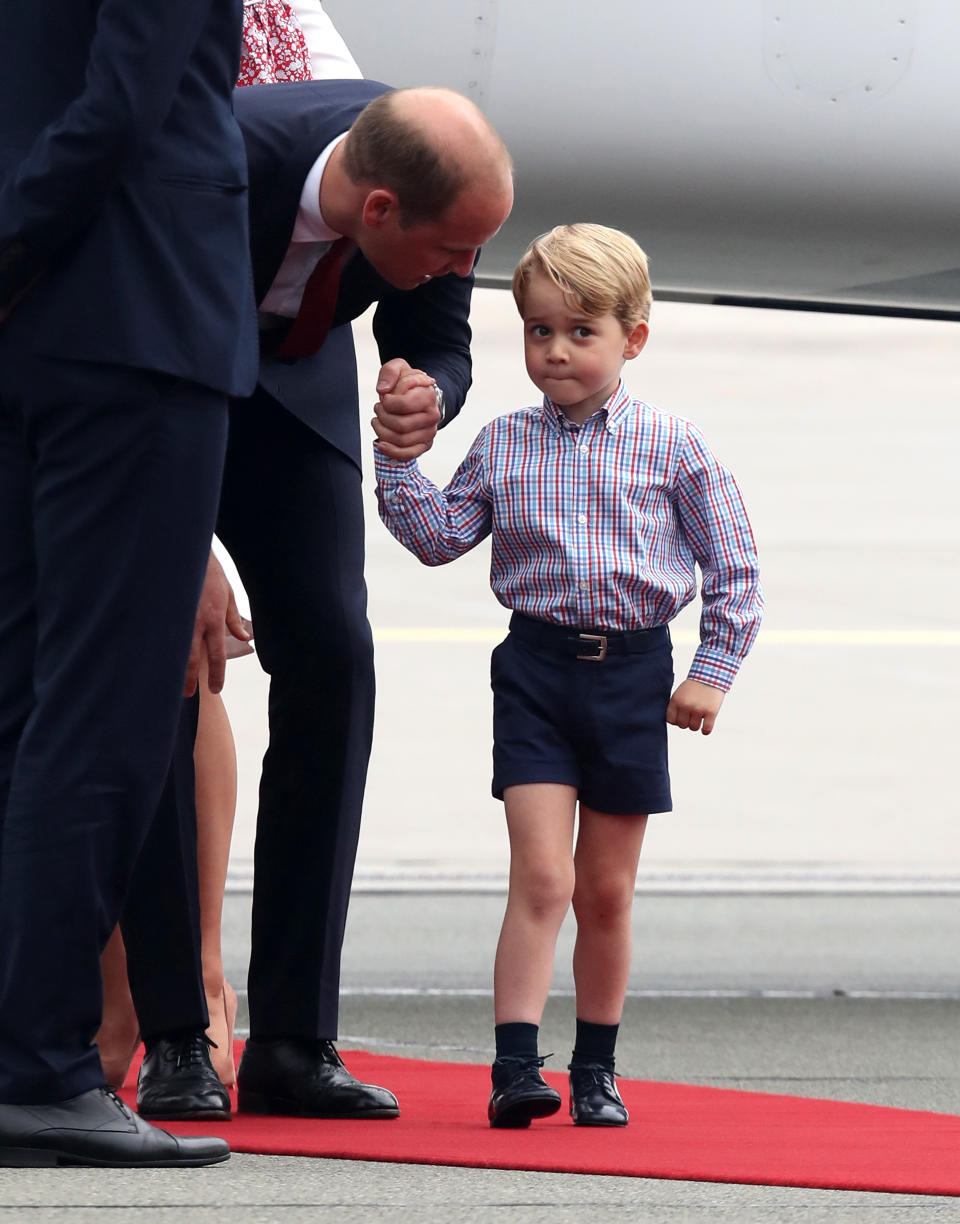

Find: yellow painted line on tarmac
[374,627,507,644]
[372,627,960,647]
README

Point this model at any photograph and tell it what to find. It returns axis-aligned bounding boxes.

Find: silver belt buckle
[577,633,607,661]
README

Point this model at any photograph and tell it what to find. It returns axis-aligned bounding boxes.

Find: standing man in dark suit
[133,79,513,1121]
[0,0,257,1166]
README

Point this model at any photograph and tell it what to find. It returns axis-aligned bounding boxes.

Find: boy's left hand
[666,679,725,735]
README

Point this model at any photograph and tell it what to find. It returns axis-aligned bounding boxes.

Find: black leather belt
[508,612,669,661]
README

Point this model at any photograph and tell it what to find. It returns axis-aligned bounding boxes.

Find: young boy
[373,224,762,1128]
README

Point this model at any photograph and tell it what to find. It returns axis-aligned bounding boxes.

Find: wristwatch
[432,381,446,425]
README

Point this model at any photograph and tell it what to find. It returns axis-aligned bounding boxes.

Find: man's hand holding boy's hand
[372,357,441,460]
[666,679,725,735]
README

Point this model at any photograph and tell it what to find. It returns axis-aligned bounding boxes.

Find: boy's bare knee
[572,880,633,930]
[515,862,575,920]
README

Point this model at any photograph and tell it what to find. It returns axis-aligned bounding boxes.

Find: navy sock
[570,1019,618,1071]
[494,1022,540,1061]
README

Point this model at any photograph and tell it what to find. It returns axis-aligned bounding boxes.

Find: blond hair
[512,223,652,329]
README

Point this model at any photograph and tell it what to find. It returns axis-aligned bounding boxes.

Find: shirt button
[580,445,588,454]
[579,580,589,591]
[577,513,587,525]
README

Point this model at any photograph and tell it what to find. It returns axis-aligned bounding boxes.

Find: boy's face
[521,271,648,424]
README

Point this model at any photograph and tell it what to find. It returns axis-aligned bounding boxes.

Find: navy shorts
[491,614,674,815]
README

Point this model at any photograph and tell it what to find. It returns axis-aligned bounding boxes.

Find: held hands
[666,679,725,736]
[184,551,251,698]
[371,357,442,460]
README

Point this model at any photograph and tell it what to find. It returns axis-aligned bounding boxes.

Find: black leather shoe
[137,1031,231,1121]
[487,1055,562,1128]
[569,1063,629,1126]
[237,1038,400,1118]
[0,1087,229,1167]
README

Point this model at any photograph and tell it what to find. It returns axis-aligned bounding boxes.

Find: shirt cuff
[373,446,419,482]
[686,646,744,693]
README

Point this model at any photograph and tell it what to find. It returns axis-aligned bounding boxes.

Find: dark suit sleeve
[370,265,475,428]
[0,0,219,307]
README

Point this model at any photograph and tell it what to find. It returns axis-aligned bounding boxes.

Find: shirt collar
[535,381,634,435]
[292,133,349,244]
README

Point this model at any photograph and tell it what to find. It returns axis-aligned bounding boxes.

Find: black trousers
[218,390,375,1040]
[0,352,226,1103]
[120,691,206,1040]
[126,386,375,1042]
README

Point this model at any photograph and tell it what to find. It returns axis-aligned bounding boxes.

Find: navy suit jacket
[0,0,258,397]
[234,79,475,467]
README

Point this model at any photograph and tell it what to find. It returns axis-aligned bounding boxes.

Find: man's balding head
[327,86,513,291]
[343,87,513,228]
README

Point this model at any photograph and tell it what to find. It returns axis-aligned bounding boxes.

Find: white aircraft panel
[325,1,960,316]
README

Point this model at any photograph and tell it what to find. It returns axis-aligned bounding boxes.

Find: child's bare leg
[489,783,575,1127]
[194,670,239,1086]
[567,806,647,1126]
[571,807,647,1023]
[494,783,578,1024]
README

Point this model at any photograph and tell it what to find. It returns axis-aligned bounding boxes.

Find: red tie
[275,236,351,359]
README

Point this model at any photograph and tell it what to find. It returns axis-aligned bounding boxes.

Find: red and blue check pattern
[375,383,762,690]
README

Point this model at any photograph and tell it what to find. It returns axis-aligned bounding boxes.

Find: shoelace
[494,1053,552,1086]
[162,1032,217,1070]
[569,1064,620,1098]
[568,1061,617,1077]
[317,1039,345,1068]
[104,1088,138,1123]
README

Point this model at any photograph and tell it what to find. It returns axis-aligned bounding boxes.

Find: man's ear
[360,188,399,229]
[623,320,649,360]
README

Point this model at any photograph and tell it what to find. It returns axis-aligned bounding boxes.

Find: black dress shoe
[569,1063,629,1126]
[237,1038,400,1118]
[0,1087,229,1167]
[487,1055,562,1129]
[137,1031,231,1121]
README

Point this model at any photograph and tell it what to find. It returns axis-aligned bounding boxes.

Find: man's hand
[184,552,250,697]
[371,357,442,460]
[666,679,725,735]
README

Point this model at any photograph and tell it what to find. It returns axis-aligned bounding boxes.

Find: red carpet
[120,1045,960,1196]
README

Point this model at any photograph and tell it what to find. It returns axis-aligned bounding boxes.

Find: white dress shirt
[258,133,347,321]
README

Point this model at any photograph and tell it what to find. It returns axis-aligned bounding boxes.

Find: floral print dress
[238,0,313,85]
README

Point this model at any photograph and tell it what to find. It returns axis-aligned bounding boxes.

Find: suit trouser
[121,384,375,1042]
[215,387,375,1040]
[120,691,207,1040]
[0,351,227,1103]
